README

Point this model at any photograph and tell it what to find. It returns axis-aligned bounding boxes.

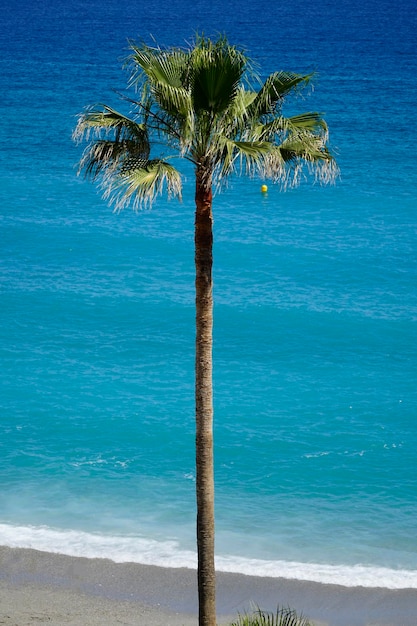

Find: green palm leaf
[254,112,328,142]
[130,45,188,89]
[248,71,313,118]
[130,46,191,116]
[74,105,148,144]
[190,37,246,115]
[105,159,182,210]
[213,136,272,180]
[130,45,195,147]
[230,606,313,626]
[74,106,150,180]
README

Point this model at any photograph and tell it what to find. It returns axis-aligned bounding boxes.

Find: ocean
[1,0,416,590]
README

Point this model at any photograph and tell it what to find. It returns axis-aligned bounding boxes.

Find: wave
[1,523,416,589]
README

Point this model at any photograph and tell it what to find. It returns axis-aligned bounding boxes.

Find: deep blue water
[1,0,417,588]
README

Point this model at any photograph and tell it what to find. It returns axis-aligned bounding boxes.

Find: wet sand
[1,546,416,625]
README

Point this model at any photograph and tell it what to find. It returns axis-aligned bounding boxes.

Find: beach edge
[1,545,417,626]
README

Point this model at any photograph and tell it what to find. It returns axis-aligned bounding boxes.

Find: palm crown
[74,36,338,209]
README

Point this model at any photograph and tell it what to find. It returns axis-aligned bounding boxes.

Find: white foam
[0,523,196,568]
[1,523,416,589]
[215,554,417,589]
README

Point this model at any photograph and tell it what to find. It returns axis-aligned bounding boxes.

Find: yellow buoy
[261,184,268,193]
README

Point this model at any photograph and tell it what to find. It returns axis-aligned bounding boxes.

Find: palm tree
[73,35,338,626]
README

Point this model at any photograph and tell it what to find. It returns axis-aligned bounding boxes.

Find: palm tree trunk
[194,168,216,626]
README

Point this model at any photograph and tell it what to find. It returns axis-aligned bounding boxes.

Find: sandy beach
[1,546,416,626]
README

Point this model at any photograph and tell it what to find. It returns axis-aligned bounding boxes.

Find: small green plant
[228,606,313,626]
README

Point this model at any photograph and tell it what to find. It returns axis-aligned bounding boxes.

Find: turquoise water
[1,0,417,588]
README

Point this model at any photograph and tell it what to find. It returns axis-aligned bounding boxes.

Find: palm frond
[218,138,272,179]
[229,605,313,626]
[263,136,338,187]
[129,45,191,117]
[279,132,332,163]
[248,71,313,118]
[74,105,152,184]
[129,45,195,148]
[286,112,328,135]
[78,140,126,179]
[73,105,148,144]
[129,45,188,90]
[252,112,328,142]
[103,159,182,210]
[190,37,246,115]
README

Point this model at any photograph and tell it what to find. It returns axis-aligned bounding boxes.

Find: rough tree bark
[194,168,216,626]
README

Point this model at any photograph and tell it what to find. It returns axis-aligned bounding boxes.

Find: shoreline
[1,546,417,625]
